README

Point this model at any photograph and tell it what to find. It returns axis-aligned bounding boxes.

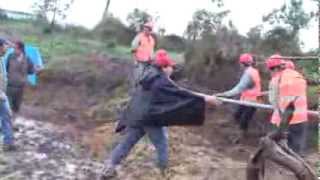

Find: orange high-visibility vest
[134,33,155,62]
[269,69,308,126]
[240,66,261,102]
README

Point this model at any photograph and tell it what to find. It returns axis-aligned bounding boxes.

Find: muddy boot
[3,144,17,152]
[13,126,19,132]
[98,166,117,180]
[159,167,170,180]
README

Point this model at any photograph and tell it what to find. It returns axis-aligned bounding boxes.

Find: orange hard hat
[265,54,284,69]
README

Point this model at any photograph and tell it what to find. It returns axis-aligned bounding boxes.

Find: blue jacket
[3,45,43,86]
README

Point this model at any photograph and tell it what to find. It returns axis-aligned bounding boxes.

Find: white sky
[0,0,318,51]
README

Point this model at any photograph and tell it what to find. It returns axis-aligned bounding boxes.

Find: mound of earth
[6,53,317,180]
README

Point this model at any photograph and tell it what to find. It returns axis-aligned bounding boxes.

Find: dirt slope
[9,54,318,180]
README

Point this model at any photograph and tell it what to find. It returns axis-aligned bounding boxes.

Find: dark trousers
[287,122,308,155]
[7,85,24,113]
[233,105,257,132]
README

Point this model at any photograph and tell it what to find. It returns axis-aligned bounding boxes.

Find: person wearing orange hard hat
[131,21,156,87]
[265,54,308,155]
[216,53,261,142]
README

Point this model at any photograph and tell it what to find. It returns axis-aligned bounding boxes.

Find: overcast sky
[0,0,318,51]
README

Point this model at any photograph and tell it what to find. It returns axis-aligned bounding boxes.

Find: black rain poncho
[121,65,206,128]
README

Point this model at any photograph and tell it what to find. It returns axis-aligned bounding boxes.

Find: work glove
[205,95,222,106]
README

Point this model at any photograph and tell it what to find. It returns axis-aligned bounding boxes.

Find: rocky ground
[0,117,104,180]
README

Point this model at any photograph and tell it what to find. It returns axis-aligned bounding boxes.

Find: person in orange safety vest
[266,54,308,155]
[131,22,156,86]
[216,53,261,141]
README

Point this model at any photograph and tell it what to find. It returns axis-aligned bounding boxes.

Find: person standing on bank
[6,41,34,114]
[131,21,156,86]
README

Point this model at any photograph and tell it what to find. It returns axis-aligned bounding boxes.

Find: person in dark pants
[233,105,256,132]
[266,54,309,155]
[6,41,34,113]
[216,53,261,141]
[99,49,220,179]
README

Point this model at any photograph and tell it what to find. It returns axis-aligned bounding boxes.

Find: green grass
[23,34,132,63]
[1,19,181,65]
[1,19,132,64]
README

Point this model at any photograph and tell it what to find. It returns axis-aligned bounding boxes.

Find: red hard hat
[239,53,253,64]
[155,49,176,67]
[284,60,295,69]
[265,54,284,69]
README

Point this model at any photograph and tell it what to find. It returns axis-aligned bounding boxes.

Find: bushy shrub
[184,27,245,90]
[158,34,186,52]
[183,25,309,91]
[95,16,135,46]
[0,9,8,20]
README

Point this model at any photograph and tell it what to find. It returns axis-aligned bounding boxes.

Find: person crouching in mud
[99,49,221,179]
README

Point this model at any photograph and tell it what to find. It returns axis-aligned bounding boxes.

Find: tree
[158,34,186,52]
[262,26,301,55]
[318,1,320,49]
[33,0,74,30]
[313,0,320,48]
[263,0,313,37]
[246,25,263,52]
[158,27,166,37]
[126,8,152,31]
[184,0,229,40]
[101,0,111,21]
[185,9,229,40]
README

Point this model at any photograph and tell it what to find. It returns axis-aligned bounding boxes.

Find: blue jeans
[109,126,168,169]
[0,98,14,145]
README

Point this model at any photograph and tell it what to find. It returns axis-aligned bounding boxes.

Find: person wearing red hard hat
[284,60,295,69]
[216,53,261,142]
[99,49,221,179]
[130,21,156,87]
[154,49,176,72]
[266,54,308,155]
